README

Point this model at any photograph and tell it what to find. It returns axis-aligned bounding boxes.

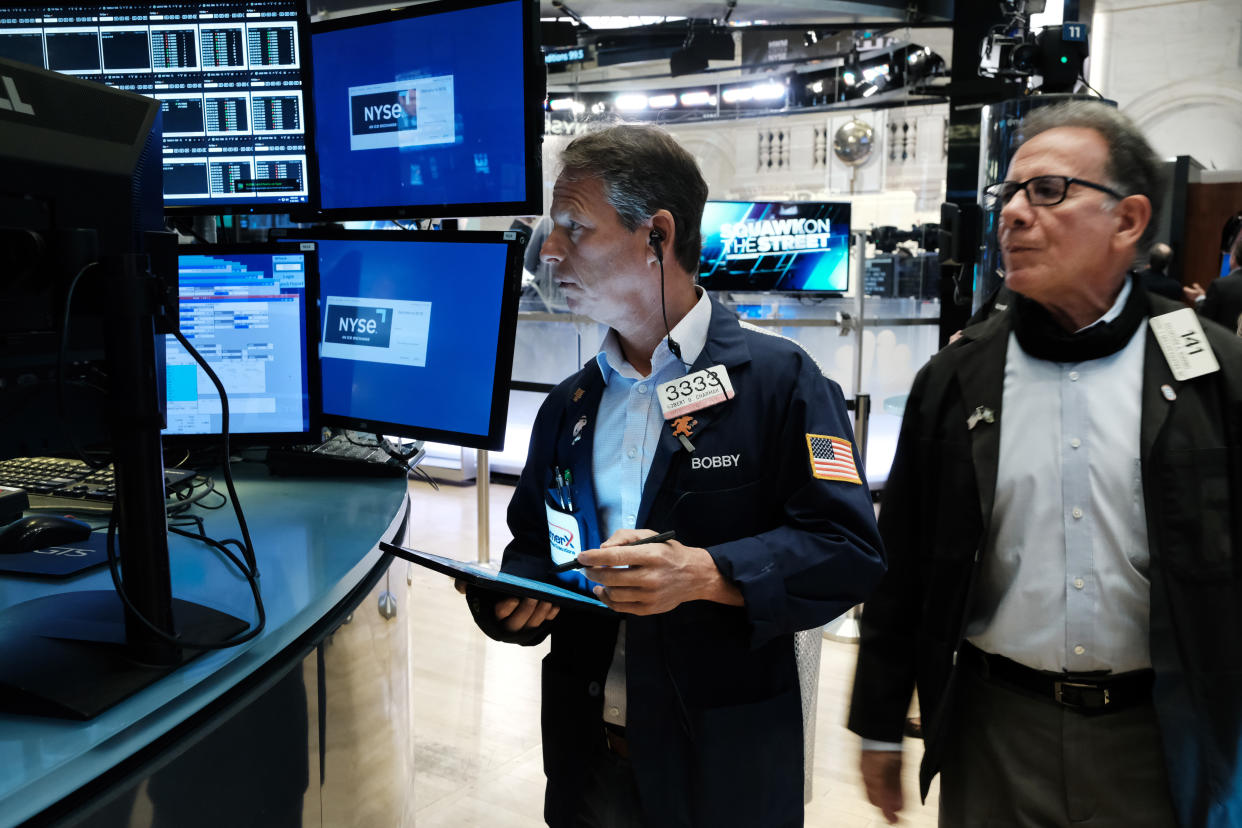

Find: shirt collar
[596,287,712,382]
[1076,276,1133,333]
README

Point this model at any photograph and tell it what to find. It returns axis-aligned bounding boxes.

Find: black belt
[604,724,630,759]
[961,642,1154,714]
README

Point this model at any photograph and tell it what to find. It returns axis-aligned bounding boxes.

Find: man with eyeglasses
[848,99,1242,827]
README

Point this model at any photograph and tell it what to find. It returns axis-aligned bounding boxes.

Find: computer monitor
[0,0,315,213]
[308,0,543,220]
[280,228,525,450]
[164,243,320,445]
[698,201,852,293]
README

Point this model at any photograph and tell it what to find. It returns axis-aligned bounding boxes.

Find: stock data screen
[0,1,312,210]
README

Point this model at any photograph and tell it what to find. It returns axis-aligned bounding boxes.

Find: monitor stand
[0,591,247,719]
[0,251,248,720]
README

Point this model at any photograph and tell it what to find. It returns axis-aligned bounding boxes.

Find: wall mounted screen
[0,0,315,212]
[698,201,851,292]
[164,243,319,443]
[280,229,524,450]
[309,0,542,219]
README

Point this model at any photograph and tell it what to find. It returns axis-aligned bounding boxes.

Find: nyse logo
[350,91,414,136]
[0,76,35,116]
[324,304,393,348]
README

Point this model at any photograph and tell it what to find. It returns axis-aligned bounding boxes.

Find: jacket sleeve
[1200,281,1226,328]
[846,362,933,742]
[705,354,886,648]
[465,388,565,647]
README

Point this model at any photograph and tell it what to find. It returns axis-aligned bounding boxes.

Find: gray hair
[558,124,709,275]
[1017,100,1166,248]
[1148,242,1173,272]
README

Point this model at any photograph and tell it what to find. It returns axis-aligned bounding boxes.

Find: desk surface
[0,463,407,827]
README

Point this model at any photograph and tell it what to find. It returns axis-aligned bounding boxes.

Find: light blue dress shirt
[863,279,1152,751]
[968,277,1152,674]
[593,288,712,728]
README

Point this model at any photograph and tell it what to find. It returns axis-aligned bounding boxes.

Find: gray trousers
[938,666,1178,827]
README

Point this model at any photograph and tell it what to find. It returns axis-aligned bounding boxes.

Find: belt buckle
[1054,679,1110,709]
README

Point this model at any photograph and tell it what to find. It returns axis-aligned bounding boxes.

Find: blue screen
[166,250,312,436]
[1222,252,1233,278]
[698,201,851,292]
[311,237,510,440]
[311,0,530,213]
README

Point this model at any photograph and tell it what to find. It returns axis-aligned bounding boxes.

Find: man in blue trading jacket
[849,100,1242,827]
[464,124,885,827]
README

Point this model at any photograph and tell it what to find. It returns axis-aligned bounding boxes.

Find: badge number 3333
[657,365,735,420]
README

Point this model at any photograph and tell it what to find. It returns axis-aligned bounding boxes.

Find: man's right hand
[860,749,904,824]
[494,596,559,632]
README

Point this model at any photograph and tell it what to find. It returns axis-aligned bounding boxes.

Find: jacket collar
[638,295,750,527]
[951,308,1010,533]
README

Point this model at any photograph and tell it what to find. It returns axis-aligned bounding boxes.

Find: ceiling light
[647,94,677,109]
[679,90,716,106]
[549,97,583,113]
[614,93,648,111]
[752,82,786,101]
[721,86,753,103]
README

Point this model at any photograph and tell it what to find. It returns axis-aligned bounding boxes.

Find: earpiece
[648,228,665,262]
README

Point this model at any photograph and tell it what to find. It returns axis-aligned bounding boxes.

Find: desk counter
[0,464,408,827]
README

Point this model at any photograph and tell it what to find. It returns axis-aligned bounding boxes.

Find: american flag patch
[806,434,862,484]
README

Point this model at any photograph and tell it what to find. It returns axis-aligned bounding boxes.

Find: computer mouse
[0,515,93,555]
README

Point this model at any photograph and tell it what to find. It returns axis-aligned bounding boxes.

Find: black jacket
[847,292,1242,828]
[1200,269,1242,333]
[473,297,885,827]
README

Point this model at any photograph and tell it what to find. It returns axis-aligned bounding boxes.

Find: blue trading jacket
[470,296,885,827]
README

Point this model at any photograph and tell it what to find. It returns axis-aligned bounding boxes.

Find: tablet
[379,541,612,615]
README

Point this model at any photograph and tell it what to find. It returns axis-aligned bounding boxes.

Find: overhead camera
[979,18,1089,92]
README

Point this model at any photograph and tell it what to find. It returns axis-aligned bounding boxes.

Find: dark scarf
[1012,274,1149,362]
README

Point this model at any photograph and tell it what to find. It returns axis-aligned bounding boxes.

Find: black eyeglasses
[982,175,1126,211]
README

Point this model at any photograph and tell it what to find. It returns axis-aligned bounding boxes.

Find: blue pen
[563,469,575,511]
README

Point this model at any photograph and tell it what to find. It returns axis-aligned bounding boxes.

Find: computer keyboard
[0,456,197,512]
[265,434,415,478]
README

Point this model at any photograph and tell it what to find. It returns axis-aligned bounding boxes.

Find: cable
[653,232,688,370]
[171,327,259,579]
[104,512,266,650]
[57,261,110,470]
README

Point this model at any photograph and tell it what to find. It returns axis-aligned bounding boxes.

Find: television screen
[308,0,542,219]
[0,0,315,213]
[1222,251,1233,278]
[164,243,319,443]
[698,201,851,292]
[279,229,524,450]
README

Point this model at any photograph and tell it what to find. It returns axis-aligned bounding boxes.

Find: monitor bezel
[305,0,544,222]
[697,199,853,295]
[0,0,322,215]
[163,241,323,449]
[278,227,525,451]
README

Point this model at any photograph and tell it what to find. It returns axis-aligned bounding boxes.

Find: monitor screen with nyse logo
[278,228,524,450]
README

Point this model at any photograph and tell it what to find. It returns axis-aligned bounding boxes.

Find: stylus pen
[551,530,677,573]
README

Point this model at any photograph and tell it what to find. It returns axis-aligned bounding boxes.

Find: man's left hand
[578,529,743,615]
